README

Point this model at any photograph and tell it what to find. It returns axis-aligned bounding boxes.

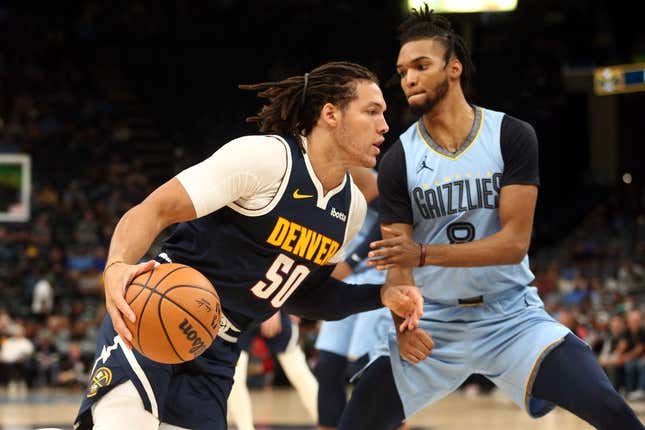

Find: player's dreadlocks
[239,61,378,152]
[397,4,475,90]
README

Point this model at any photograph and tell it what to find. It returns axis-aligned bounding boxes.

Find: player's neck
[305,132,347,195]
[421,95,474,154]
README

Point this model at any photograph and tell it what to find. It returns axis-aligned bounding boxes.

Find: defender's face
[397,39,451,115]
[335,80,388,168]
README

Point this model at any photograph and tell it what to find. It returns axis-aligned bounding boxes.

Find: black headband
[301,73,310,107]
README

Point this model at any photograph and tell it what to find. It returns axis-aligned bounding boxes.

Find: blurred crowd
[0,2,159,395]
[0,0,644,406]
[531,193,645,400]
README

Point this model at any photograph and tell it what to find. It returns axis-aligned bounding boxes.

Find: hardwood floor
[0,386,643,429]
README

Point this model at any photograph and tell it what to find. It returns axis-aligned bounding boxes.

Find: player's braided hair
[397,3,475,90]
[239,61,379,152]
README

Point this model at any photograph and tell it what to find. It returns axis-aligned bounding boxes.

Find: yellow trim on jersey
[416,107,485,161]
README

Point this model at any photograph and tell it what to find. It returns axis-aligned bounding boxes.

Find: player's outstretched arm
[284,266,422,324]
[380,284,423,329]
[103,177,197,348]
[376,226,435,362]
[368,185,538,269]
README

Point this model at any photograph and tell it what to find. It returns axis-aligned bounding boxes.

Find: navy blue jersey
[75,135,380,430]
[162,136,358,330]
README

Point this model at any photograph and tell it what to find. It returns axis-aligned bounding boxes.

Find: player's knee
[91,381,158,430]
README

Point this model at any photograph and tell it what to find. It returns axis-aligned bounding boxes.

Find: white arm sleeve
[176,136,288,218]
[328,181,367,264]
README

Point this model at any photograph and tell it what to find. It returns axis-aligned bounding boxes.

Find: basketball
[124,263,222,364]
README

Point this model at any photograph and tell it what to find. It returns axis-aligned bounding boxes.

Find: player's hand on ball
[380,285,423,330]
[368,226,422,270]
[103,260,155,349]
[397,328,434,364]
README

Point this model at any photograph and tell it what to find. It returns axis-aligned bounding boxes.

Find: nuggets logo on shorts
[87,366,112,398]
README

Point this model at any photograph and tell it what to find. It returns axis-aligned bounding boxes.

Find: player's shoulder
[223,134,289,151]
[495,111,539,163]
[215,134,290,169]
[477,106,538,147]
[499,113,537,140]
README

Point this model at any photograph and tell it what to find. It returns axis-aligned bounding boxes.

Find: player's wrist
[103,259,126,277]
[418,243,427,267]
[379,285,387,306]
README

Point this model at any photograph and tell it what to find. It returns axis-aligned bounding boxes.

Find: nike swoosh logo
[293,189,314,199]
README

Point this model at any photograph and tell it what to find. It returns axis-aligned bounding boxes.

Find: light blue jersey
[399,107,534,299]
[373,107,571,419]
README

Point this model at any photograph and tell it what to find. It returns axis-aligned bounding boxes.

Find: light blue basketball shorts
[316,307,393,361]
[315,313,358,357]
[315,267,390,361]
[369,286,571,418]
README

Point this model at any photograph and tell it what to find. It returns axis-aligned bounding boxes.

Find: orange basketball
[124,263,221,364]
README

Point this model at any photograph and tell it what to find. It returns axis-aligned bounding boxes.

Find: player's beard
[335,121,373,168]
[409,76,449,117]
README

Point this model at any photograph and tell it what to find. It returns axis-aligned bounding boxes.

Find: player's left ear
[320,102,339,127]
[448,58,462,80]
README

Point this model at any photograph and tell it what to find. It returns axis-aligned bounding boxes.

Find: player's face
[396,38,451,116]
[334,80,388,168]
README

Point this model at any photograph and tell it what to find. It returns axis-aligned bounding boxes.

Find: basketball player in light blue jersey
[337,6,644,430]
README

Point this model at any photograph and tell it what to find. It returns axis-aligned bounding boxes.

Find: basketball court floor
[1,386,643,429]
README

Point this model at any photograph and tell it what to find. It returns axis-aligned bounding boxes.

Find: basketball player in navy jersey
[74,61,424,430]
[336,7,644,430]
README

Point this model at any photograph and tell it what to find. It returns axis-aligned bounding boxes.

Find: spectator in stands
[46,314,72,354]
[534,262,559,297]
[31,268,54,317]
[558,308,588,340]
[32,334,59,388]
[562,273,590,307]
[588,311,611,356]
[598,314,628,390]
[618,258,645,295]
[0,323,34,396]
[56,341,87,388]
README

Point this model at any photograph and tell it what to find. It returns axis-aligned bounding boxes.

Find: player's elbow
[507,239,530,263]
